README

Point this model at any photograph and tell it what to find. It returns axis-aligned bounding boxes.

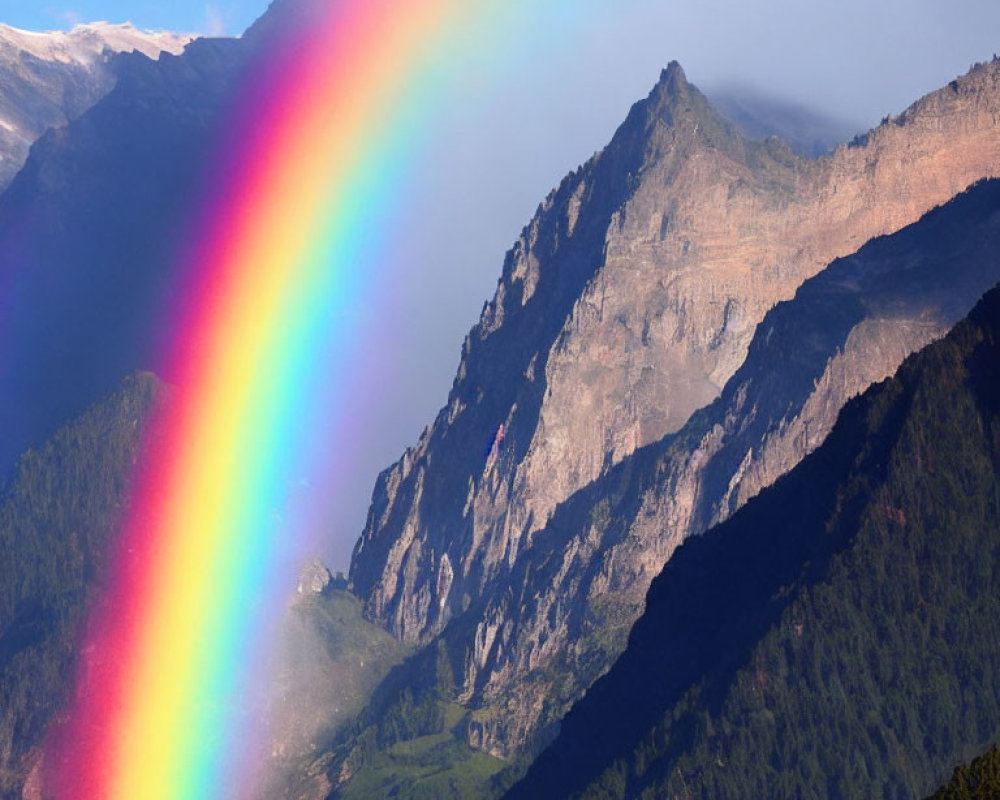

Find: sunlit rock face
[0,22,192,189]
[297,559,333,596]
[348,58,1000,758]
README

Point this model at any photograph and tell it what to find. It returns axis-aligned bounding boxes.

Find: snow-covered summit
[0,21,193,65]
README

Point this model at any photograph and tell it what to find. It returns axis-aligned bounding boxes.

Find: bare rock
[297,560,333,596]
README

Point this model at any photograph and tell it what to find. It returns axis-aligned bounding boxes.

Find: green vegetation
[927,745,1000,800]
[322,624,510,800]
[0,373,161,799]
[288,588,412,728]
[338,702,505,800]
[509,285,1000,799]
[263,587,413,797]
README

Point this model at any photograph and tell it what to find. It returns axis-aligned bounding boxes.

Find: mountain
[0,373,162,799]
[3,4,1000,797]
[707,85,861,157]
[0,0,380,481]
[505,281,1000,799]
[0,22,191,190]
[324,175,1000,798]
[351,59,1000,646]
[340,57,1000,785]
[0,30,247,475]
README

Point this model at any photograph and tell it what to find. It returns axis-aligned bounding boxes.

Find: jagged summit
[616,57,770,173]
[635,59,717,126]
[657,60,689,95]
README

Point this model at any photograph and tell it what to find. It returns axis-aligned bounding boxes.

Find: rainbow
[39,0,578,796]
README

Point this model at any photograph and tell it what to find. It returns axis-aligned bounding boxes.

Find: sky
[2,0,1000,567]
[0,1,259,35]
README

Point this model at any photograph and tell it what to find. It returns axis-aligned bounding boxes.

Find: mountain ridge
[506,278,1000,799]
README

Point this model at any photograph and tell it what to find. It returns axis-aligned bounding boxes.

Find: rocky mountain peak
[656,60,689,98]
[623,57,752,169]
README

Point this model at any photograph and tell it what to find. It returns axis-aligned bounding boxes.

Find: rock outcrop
[298,560,334,596]
[345,57,1000,772]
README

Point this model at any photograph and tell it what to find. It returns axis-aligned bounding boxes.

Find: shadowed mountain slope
[0,373,162,799]
[506,282,1000,799]
[0,33,244,475]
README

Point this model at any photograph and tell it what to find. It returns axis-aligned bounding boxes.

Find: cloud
[47,7,82,28]
[204,3,226,36]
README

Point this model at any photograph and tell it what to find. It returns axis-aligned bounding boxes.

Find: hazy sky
[3,0,1000,567]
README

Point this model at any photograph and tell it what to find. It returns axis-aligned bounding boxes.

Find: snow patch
[0,22,194,66]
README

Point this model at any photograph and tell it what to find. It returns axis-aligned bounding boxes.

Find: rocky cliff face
[0,22,192,190]
[345,58,1000,770]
